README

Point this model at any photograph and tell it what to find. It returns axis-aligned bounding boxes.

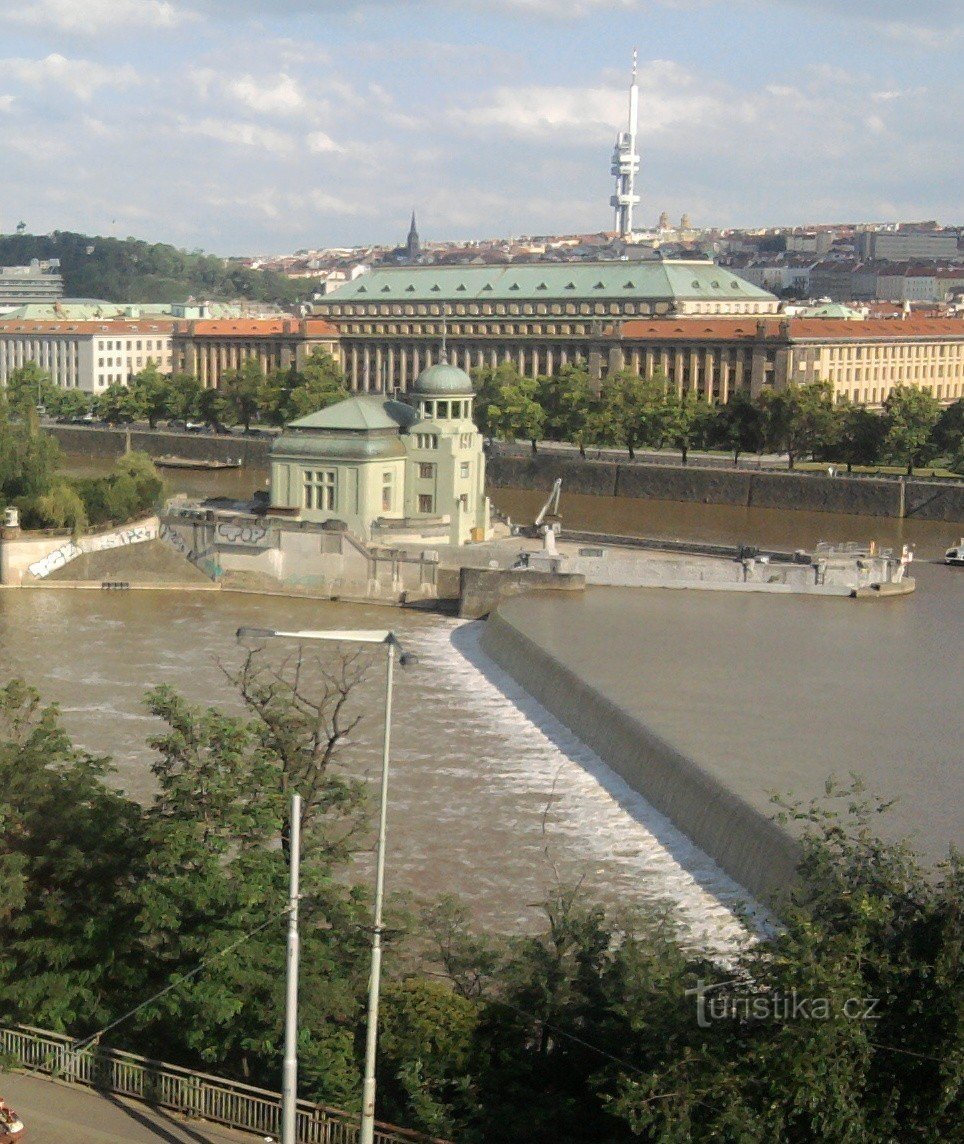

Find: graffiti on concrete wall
[159,522,222,580]
[28,520,158,578]
[215,520,270,547]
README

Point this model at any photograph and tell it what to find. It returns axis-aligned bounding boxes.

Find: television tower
[610,50,641,237]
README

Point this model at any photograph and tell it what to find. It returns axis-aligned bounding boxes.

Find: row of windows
[419,398,471,420]
[823,343,961,360]
[837,382,964,404]
[329,301,653,319]
[96,339,168,351]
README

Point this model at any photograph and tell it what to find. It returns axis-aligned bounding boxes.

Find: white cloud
[0,54,139,101]
[306,131,344,154]
[227,73,305,116]
[0,0,197,35]
[181,116,296,155]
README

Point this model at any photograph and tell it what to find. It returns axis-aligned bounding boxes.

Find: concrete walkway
[0,1073,258,1143]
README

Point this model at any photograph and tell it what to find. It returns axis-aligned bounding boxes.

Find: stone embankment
[47,424,964,522]
[487,452,964,522]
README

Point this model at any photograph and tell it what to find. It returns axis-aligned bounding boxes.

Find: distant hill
[0,231,305,306]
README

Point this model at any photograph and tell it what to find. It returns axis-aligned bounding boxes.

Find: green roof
[1,301,243,320]
[286,395,418,432]
[323,261,776,303]
[414,361,474,396]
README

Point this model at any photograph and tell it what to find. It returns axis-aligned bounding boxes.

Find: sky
[0,0,961,255]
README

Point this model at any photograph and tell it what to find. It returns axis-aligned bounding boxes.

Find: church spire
[406,210,421,260]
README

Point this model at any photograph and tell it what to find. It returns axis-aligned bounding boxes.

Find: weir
[479,604,801,902]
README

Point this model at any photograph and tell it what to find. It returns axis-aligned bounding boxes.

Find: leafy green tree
[198,384,231,430]
[166,373,203,423]
[471,362,525,440]
[0,680,145,1035]
[222,360,264,431]
[661,391,716,465]
[931,398,963,471]
[0,414,61,506]
[594,370,668,459]
[95,382,139,425]
[485,371,546,453]
[882,386,941,475]
[833,401,887,472]
[760,381,838,469]
[718,389,765,465]
[26,481,88,533]
[129,361,171,429]
[47,388,91,421]
[3,363,55,418]
[260,350,348,426]
[537,363,597,447]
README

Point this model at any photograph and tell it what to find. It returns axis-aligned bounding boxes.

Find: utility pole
[281,792,301,1144]
[360,639,395,1144]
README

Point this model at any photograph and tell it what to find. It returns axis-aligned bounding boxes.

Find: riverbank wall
[486,453,964,523]
[47,425,964,523]
[479,604,802,903]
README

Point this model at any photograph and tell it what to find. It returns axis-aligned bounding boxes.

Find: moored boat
[155,456,243,470]
[945,539,964,566]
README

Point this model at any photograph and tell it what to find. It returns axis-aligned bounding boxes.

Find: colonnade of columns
[342,338,756,401]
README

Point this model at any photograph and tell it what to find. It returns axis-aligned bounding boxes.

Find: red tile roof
[0,319,176,334]
[619,317,964,343]
[175,318,338,337]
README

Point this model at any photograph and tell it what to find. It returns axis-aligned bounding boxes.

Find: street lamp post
[236,627,414,1144]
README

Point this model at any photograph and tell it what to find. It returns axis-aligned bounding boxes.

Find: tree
[129,361,170,429]
[0,680,145,1035]
[3,363,55,418]
[260,350,348,426]
[537,363,597,448]
[932,398,963,472]
[762,381,839,470]
[471,362,526,441]
[198,384,231,430]
[0,414,61,506]
[595,371,668,459]
[221,360,264,431]
[882,386,941,475]
[834,401,887,473]
[662,392,716,465]
[167,372,203,423]
[46,388,91,422]
[718,389,765,465]
[485,370,546,453]
[95,382,139,425]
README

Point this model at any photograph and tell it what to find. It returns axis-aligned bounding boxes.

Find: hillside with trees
[0,230,304,306]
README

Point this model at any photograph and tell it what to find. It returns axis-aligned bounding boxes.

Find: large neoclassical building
[312,261,780,391]
[269,359,490,545]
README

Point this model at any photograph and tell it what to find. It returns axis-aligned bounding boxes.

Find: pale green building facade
[269,360,490,545]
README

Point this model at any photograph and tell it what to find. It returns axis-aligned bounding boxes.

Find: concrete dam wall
[479,605,801,903]
[486,453,964,522]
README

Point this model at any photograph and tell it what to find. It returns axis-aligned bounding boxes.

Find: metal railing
[0,1024,447,1144]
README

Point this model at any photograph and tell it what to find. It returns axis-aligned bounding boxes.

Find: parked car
[0,1098,24,1141]
[166,418,187,431]
[184,421,209,433]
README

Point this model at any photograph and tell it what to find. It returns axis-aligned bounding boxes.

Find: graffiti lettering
[28,519,158,578]
[215,520,269,547]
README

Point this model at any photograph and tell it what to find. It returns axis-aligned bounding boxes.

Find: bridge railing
[0,1024,446,1144]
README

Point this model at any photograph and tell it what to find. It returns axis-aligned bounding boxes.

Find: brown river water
[1,458,960,944]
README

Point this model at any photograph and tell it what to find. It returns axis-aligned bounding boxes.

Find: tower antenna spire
[610,50,641,238]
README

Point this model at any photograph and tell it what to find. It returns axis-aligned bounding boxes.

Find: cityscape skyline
[0,1,961,254]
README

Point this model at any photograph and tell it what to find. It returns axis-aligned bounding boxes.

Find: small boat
[155,456,243,471]
[945,539,964,566]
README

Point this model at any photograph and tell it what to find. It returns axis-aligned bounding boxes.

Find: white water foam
[411,619,762,957]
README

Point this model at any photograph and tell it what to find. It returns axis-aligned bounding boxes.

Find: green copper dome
[413,359,474,397]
